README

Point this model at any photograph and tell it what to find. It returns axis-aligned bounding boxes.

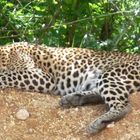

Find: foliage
[0,0,140,52]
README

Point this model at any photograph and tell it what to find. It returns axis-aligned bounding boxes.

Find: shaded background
[0,0,140,52]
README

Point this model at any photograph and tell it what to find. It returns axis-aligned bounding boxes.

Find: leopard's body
[0,42,140,134]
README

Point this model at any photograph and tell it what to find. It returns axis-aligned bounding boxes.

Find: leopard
[0,42,140,134]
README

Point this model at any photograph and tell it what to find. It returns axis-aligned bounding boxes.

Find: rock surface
[0,89,139,140]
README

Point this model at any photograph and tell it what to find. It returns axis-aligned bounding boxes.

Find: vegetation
[0,0,140,52]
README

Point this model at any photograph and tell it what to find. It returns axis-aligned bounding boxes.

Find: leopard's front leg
[60,90,104,107]
[0,68,57,94]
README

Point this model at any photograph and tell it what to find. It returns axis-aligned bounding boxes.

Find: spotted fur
[0,42,140,134]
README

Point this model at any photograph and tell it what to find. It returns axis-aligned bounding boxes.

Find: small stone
[74,108,79,111]
[28,128,34,134]
[107,122,115,128]
[16,108,30,120]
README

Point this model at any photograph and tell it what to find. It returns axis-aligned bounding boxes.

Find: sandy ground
[0,89,139,140]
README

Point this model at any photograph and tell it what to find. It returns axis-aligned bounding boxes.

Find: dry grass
[0,89,139,140]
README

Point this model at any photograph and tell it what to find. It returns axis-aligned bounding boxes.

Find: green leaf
[34,6,45,12]
[6,2,14,7]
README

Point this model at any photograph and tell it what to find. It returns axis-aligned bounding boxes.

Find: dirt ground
[0,89,139,140]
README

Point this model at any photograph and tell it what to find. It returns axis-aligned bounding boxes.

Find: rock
[16,108,30,120]
[107,122,115,128]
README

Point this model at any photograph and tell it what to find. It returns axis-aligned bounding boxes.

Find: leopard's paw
[59,93,82,107]
[87,119,107,134]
